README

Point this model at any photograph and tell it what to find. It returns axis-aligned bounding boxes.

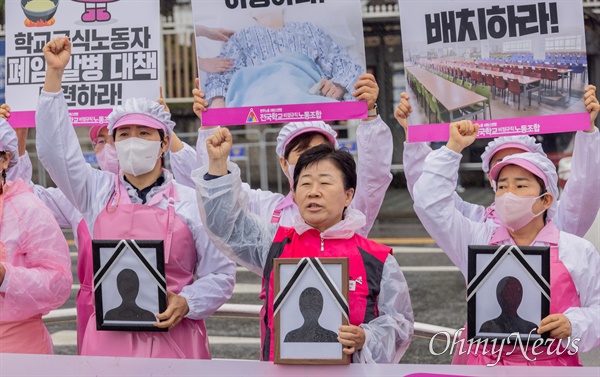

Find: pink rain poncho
[0,179,72,354]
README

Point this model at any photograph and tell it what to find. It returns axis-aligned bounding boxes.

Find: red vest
[259,226,391,361]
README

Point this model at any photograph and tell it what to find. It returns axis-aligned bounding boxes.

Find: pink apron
[456,224,581,366]
[0,182,52,354]
[270,193,295,223]
[81,175,210,359]
[74,219,94,354]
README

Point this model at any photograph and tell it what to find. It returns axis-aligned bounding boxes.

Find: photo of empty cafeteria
[403,36,588,125]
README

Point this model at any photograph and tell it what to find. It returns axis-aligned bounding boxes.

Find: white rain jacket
[413,146,600,353]
[403,128,600,237]
[14,152,83,238]
[35,90,235,320]
[171,116,393,237]
[193,162,414,363]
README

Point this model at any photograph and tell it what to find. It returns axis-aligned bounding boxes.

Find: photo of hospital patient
[191,0,366,109]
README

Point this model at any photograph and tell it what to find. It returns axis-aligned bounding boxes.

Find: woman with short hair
[194,128,413,363]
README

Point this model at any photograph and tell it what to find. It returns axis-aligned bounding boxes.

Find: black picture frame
[92,240,167,332]
[467,245,550,345]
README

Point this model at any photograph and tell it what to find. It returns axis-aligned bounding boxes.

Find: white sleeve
[453,194,487,223]
[7,152,33,183]
[554,129,600,237]
[561,235,600,353]
[170,141,198,189]
[403,141,432,200]
[242,182,285,221]
[32,186,79,230]
[195,126,285,223]
[412,147,495,276]
[35,90,114,216]
[351,116,393,237]
[192,162,279,275]
[355,255,414,363]
[403,142,486,222]
[195,128,216,170]
[177,186,236,320]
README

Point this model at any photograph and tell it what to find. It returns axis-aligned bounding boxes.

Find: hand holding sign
[538,313,572,339]
[193,78,209,120]
[446,120,479,154]
[394,93,413,134]
[352,73,379,113]
[584,85,599,132]
[338,324,366,355]
[155,291,190,330]
[157,86,170,114]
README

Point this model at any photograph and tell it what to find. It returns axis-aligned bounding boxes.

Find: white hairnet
[0,119,19,171]
[481,136,546,173]
[490,152,559,220]
[276,121,339,158]
[107,98,175,139]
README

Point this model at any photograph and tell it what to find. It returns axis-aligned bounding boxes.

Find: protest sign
[398,0,589,142]
[5,0,160,128]
[191,0,368,126]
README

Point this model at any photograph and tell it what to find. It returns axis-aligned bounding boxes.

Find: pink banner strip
[407,113,590,142]
[10,109,113,128]
[202,102,369,126]
[406,374,471,377]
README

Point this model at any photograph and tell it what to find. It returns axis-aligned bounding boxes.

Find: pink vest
[0,180,52,354]
[463,223,581,366]
[259,226,391,361]
[81,175,210,359]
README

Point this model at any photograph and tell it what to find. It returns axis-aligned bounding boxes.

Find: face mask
[495,192,547,231]
[286,163,296,186]
[96,144,119,174]
[115,137,162,177]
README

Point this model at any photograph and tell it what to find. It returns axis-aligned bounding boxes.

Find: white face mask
[115,137,162,177]
[285,163,295,187]
[495,192,547,231]
[96,144,119,174]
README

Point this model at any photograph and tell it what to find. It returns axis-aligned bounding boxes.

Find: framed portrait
[467,245,550,344]
[92,240,167,332]
[273,257,349,365]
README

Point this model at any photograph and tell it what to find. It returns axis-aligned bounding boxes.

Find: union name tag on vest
[349,276,362,291]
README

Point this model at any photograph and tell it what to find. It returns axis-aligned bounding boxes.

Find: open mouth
[307,203,323,211]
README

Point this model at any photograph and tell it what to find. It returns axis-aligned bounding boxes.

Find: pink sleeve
[0,191,72,321]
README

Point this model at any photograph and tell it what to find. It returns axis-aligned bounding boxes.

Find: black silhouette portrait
[284,287,338,343]
[480,276,538,334]
[105,268,156,322]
